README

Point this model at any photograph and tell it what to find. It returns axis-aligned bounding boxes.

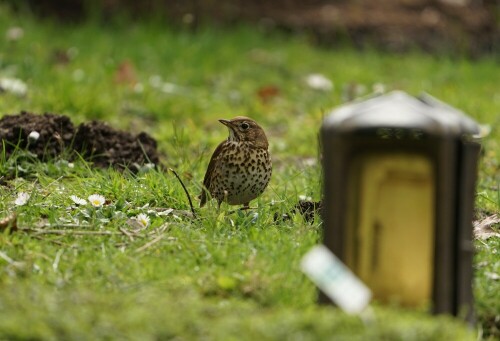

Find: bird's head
[219,116,268,149]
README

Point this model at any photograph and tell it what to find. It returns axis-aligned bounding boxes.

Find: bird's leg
[241,202,251,210]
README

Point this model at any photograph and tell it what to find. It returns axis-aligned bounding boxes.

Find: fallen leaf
[473,214,500,240]
[51,49,71,65]
[114,60,137,86]
[257,85,280,103]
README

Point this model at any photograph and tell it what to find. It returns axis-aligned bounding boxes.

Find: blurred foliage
[3,0,499,55]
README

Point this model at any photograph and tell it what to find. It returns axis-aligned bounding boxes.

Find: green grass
[0,5,499,340]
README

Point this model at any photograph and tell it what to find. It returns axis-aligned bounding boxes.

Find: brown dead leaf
[183,171,193,180]
[256,85,280,103]
[51,49,71,65]
[114,60,137,86]
[473,214,500,240]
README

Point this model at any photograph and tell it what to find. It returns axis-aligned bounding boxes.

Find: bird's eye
[240,122,250,130]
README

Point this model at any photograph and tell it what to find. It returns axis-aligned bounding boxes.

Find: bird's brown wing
[200,140,226,207]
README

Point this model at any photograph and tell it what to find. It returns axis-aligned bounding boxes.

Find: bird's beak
[219,119,237,140]
[218,119,231,127]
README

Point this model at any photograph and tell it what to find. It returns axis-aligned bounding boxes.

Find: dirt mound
[0,112,74,159]
[73,121,159,170]
[0,111,160,172]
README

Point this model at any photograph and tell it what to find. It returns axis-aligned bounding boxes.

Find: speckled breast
[211,141,272,205]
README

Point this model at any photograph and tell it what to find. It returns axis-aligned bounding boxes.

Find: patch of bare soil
[0,111,160,172]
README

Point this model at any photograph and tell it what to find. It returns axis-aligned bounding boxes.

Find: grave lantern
[320,91,481,318]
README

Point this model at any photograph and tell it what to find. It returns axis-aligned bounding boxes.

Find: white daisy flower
[70,195,87,205]
[88,194,105,207]
[14,192,30,206]
[136,213,150,228]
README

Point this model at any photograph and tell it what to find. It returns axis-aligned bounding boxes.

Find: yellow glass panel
[345,154,435,307]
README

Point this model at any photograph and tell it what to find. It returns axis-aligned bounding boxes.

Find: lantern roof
[324,91,480,138]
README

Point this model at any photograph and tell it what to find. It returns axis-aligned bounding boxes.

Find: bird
[200,116,272,209]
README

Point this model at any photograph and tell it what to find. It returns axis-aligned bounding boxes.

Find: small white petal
[299,195,312,201]
[28,131,40,142]
[250,212,259,224]
[157,208,174,216]
[14,192,30,206]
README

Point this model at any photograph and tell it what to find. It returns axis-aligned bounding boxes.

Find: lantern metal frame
[320,91,481,318]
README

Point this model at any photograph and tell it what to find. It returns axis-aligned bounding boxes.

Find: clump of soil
[73,121,159,171]
[294,200,323,223]
[275,200,323,223]
[0,111,160,172]
[0,112,74,159]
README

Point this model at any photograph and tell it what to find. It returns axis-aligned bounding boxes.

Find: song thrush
[200,116,272,209]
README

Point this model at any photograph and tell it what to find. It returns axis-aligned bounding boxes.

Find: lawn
[0,5,499,340]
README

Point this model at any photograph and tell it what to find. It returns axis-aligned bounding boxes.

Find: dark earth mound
[275,200,323,223]
[0,111,160,172]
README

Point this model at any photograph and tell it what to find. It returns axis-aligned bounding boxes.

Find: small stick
[31,235,69,246]
[135,234,165,253]
[119,227,136,241]
[169,168,197,219]
[20,228,122,236]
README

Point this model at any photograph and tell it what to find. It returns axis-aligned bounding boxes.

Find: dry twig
[135,234,166,253]
[169,168,197,219]
[20,228,122,236]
